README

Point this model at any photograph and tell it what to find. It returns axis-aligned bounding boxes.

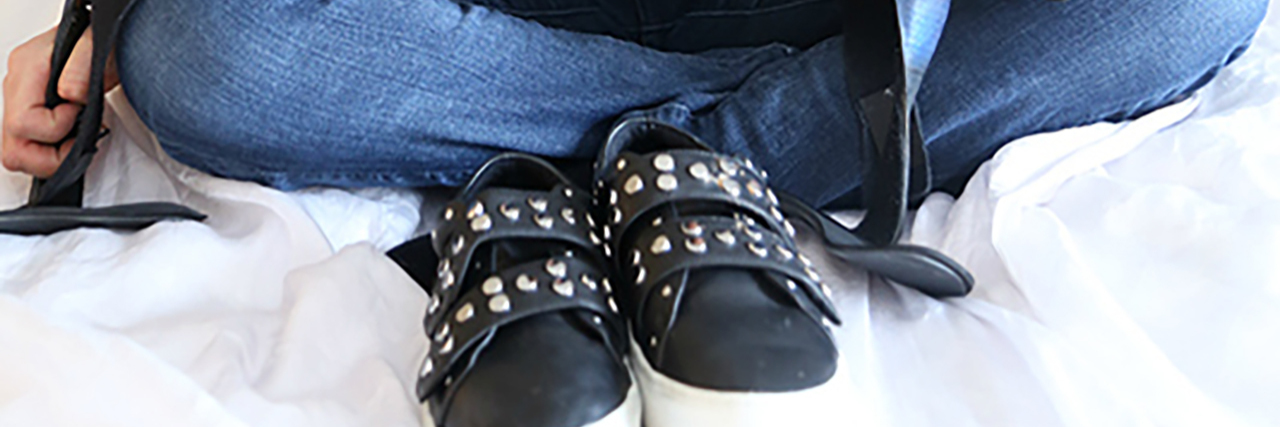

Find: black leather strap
[415,154,628,407]
[424,184,604,333]
[597,119,843,355]
[0,0,205,236]
[418,256,623,399]
[627,215,841,334]
[599,148,789,251]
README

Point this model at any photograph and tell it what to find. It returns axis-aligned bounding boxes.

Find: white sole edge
[629,338,856,427]
[420,381,642,427]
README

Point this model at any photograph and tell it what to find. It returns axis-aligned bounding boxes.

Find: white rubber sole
[421,381,642,427]
[629,339,856,427]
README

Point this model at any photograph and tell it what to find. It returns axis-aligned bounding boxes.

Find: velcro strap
[601,149,793,250]
[626,215,839,329]
[418,256,621,398]
[428,184,602,314]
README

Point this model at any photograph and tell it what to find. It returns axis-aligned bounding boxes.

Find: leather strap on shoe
[596,119,843,356]
[415,154,627,408]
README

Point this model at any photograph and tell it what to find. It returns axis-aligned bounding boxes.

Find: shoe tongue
[458,153,573,201]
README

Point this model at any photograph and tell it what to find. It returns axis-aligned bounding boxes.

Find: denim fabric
[116,0,1267,207]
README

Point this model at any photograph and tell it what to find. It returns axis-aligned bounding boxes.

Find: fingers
[57,27,120,105]
[1,134,74,178]
[2,27,82,178]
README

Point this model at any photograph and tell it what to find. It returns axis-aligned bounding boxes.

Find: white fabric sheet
[2,2,1279,426]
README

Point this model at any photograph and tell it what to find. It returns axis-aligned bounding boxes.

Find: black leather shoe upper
[594,118,842,392]
[393,154,631,427]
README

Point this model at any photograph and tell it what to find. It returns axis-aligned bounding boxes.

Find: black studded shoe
[389,154,640,427]
[593,118,854,427]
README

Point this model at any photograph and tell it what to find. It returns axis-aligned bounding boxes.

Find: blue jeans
[115,0,1267,207]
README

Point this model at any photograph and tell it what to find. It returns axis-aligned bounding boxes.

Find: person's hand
[3,26,118,178]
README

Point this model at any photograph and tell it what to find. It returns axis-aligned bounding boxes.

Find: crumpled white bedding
[2,2,1279,426]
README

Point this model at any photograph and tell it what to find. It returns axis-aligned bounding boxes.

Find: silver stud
[744,158,756,171]
[612,208,623,225]
[661,285,673,298]
[807,267,822,281]
[561,208,576,225]
[428,295,441,314]
[607,297,619,313]
[563,188,574,198]
[748,242,768,258]
[783,220,797,237]
[714,230,736,245]
[767,189,779,205]
[420,358,434,376]
[681,221,703,236]
[527,197,548,213]
[744,227,764,241]
[770,206,784,222]
[586,214,596,228]
[500,203,520,221]
[656,174,678,192]
[746,180,764,198]
[624,175,645,195]
[481,276,503,296]
[604,246,613,257]
[438,259,451,277]
[775,245,795,261]
[602,278,613,293]
[455,303,475,323]
[718,175,742,198]
[652,217,664,227]
[636,267,647,284]
[441,270,456,290]
[798,254,813,267]
[786,280,798,291]
[685,237,708,254]
[451,236,466,256]
[603,225,613,240]
[581,274,598,291]
[545,259,568,278]
[616,158,628,171]
[488,294,511,313]
[434,324,451,342]
[535,214,554,229]
[651,235,672,255]
[593,316,603,325]
[649,336,659,347]
[443,207,455,221]
[440,336,455,355]
[610,190,619,206]
[590,232,602,246]
[653,154,676,172]
[553,279,574,297]
[467,202,485,220]
[444,376,454,386]
[689,162,712,181]
[822,283,834,298]
[471,214,493,232]
[516,274,538,292]
[631,249,642,266]
[719,158,740,176]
